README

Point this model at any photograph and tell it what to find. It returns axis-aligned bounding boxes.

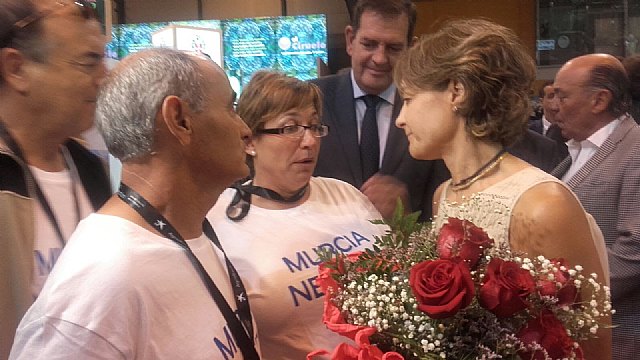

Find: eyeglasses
[255,124,329,138]
[2,0,98,48]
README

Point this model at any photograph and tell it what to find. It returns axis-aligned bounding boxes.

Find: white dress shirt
[541,116,551,135]
[350,71,395,168]
[562,118,621,182]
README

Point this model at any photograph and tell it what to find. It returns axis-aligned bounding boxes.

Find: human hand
[360,174,410,219]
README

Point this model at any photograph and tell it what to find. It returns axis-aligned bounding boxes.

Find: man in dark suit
[540,81,569,158]
[528,115,544,135]
[525,81,568,169]
[550,54,640,360]
[507,129,563,173]
[529,81,569,158]
[312,0,448,220]
[530,81,553,135]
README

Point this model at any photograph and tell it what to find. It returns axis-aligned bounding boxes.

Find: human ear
[0,48,29,93]
[590,89,612,114]
[449,80,466,108]
[161,95,192,146]
[345,25,355,56]
[408,36,418,48]
[244,138,256,157]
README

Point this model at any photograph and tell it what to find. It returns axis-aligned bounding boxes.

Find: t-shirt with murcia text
[10,213,260,360]
[208,176,386,359]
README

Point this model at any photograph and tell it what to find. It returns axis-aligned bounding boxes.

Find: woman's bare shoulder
[509,181,591,256]
[513,181,583,220]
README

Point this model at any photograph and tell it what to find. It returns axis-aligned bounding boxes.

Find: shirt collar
[542,116,551,130]
[589,117,621,147]
[350,70,396,105]
[566,116,623,152]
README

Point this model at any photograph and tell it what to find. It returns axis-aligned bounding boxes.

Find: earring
[452,105,459,113]
[248,150,256,156]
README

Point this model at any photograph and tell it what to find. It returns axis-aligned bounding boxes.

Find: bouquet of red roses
[308,209,612,360]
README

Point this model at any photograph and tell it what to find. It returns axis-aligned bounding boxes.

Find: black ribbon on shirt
[117,183,259,359]
[226,181,308,221]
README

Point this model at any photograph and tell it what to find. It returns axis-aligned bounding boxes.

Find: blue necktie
[359,95,382,182]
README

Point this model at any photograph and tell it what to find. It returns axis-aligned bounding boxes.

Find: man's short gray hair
[96,48,207,161]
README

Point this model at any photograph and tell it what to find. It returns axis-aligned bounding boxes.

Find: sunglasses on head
[2,0,98,48]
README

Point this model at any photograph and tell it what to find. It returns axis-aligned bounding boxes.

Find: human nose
[549,96,560,113]
[395,107,406,128]
[235,114,252,143]
[371,45,388,65]
[299,127,318,147]
[94,61,108,87]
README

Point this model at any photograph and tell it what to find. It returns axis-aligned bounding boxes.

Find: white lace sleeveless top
[434,167,556,245]
[433,167,609,283]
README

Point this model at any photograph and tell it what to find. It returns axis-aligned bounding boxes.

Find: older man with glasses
[0,0,111,356]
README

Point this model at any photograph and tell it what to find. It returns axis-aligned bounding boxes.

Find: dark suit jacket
[310,73,449,220]
[528,117,544,134]
[545,123,566,143]
[551,116,640,360]
[507,129,564,173]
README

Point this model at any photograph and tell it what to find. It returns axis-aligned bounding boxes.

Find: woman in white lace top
[393,19,611,358]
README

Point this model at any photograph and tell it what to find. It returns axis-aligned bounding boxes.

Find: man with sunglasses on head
[0,0,111,356]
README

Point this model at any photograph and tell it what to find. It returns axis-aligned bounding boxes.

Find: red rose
[479,258,535,317]
[517,310,583,360]
[536,258,578,306]
[437,218,493,268]
[409,259,475,319]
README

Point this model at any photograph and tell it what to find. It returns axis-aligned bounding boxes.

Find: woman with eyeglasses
[207,71,386,359]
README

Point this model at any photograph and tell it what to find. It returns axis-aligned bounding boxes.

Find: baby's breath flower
[318,207,611,360]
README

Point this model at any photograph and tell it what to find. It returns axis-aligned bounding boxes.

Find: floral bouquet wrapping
[308,208,613,360]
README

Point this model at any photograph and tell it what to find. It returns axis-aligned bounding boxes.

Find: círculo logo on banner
[278,36,326,53]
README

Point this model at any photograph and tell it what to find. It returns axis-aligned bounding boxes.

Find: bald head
[552,54,631,140]
[558,54,630,117]
[564,53,624,70]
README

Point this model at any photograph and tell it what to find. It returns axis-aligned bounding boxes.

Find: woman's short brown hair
[236,70,322,133]
[394,19,535,146]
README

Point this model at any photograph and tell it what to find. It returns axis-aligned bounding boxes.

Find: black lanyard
[0,120,80,247]
[117,183,259,359]
[226,181,308,221]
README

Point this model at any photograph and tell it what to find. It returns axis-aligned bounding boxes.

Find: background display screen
[106,14,328,94]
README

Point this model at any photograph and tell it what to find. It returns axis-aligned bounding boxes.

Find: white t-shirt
[207,177,386,359]
[11,214,260,360]
[29,166,92,299]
